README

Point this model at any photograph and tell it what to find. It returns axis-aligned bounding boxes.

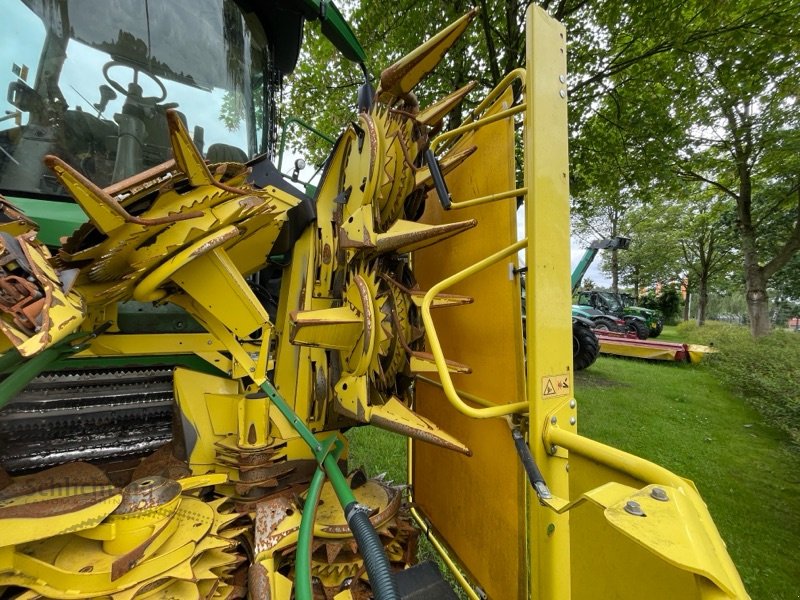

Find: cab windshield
[0,0,272,198]
[598,292,623,312]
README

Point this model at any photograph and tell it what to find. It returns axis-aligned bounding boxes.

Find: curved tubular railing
[430,104,525,153]
[449,186,528,211]
[430,68,526,155]
[420,238,529,418]
[416,375,495,408]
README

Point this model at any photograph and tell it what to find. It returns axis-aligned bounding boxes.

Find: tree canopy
[280,0,800,335]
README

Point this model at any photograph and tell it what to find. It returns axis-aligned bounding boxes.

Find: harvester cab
[0,2,749,599]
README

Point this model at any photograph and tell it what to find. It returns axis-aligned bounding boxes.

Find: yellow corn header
[0,4,749,599]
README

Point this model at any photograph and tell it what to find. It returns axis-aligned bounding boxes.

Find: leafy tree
[673,185,738,325]
[278,0,800,337]
[673,1,800,336]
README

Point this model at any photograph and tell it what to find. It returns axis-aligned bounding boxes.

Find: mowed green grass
[346,346,800,599]
[577,355,800,599]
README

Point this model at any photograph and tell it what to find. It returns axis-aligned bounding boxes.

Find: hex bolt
[559,74,566,83]
[624,500,646,517]
[559,89,566,98]
[650,487,669,502]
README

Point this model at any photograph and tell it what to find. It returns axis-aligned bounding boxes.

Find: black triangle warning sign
[542,374,569,398]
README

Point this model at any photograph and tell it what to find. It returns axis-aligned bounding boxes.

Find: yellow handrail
[430,104,525,153]
[420,238,529,418]
[430,68,526,154]
[449,186,528,211]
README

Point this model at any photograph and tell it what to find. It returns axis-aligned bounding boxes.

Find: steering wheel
[102,61,167,102]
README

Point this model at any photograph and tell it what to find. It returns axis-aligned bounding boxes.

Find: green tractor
[574,289,663,339]
[621,292,665,337]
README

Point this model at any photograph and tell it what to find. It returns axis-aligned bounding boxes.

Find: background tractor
[0,2,749,599]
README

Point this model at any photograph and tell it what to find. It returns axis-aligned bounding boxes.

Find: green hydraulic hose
[259,381,400,600]
[0,345,65,410]
[0,325,110,410]
[295,443,340,600]
[0,347,24,375]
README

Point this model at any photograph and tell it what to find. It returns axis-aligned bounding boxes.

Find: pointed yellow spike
[178,473,229,491]
[219,525,250,539]
[414,146,478,190]
[381,274,473,309]
[290,307,364,350]
[44,156,128,235]
[408,291,473,309]
[410,351,471,374]
[195,535,235,554]
[416,81,478,126]
[376,218,476,255]
[44,155,202,235]
[368,397,471,455]
[378,9,479,101]
[193,548,240,579]
[166,108,216,187]
[274,571,294,599]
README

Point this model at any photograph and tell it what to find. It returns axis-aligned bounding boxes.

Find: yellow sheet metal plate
[412,84,526,600]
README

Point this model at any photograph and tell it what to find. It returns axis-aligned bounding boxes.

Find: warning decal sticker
[542,374,570,398]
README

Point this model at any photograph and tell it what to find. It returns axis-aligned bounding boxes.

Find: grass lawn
[346,346,800,598]
[577,356,800,599]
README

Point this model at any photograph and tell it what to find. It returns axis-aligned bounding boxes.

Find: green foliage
[641,286,681,323]
[676,321,800,445]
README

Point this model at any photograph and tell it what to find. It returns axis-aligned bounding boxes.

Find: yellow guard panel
[412,82,527,598]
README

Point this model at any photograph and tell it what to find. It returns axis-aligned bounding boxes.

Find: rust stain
[188,227,240,258]
[371,414,471,456]
[248,563,271,600]
[0,462,111,500]
[254,496,298,554]
[0,487,118,519]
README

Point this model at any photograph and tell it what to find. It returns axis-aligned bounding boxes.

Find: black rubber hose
[345,502,401,600]
[511,428,552,500]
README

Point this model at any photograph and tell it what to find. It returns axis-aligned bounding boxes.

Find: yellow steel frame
[409,5,748,599]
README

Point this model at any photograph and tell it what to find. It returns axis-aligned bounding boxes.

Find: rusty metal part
[0,462,111,500]
[0,486,118,519]
[254,495,297,554]
[131,444,192,482]
[248,562,271,600]
[0,274,43,333]
[113,476,182,514]
[44,156,205,227]
[104,159,177,197]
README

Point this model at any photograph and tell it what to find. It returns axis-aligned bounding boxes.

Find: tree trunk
[697,275,709,326]
[745,266,771,336]
[683,292,690,322]
[610,248,619,293]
